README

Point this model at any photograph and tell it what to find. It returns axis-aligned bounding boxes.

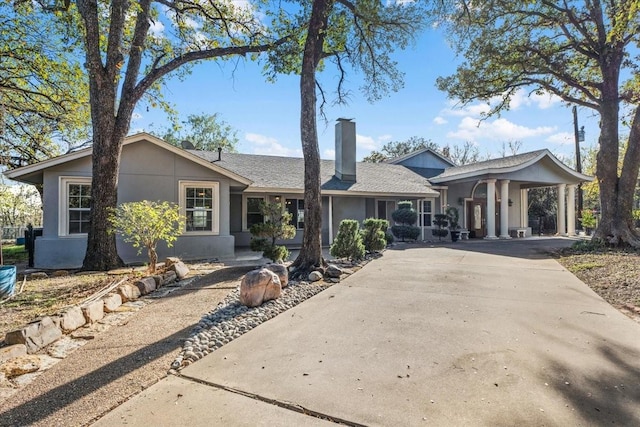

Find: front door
[468,200,486,238]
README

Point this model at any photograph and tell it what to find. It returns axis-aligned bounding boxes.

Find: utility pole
[573,106,584,226]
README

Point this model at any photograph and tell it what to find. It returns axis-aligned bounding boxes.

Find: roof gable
[430,149,593,184]
[4,132,252,186]
[386,148,455,168]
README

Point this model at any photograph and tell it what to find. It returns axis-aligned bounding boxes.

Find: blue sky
[130,26,602,164]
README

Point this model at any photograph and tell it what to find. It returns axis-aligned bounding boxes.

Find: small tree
[330,220,365,261]
[108,201,185,273]
[250,201,296,262]
[432,214,449,241]
[580,210,597,235]
[391,201,420,242]
[361,218,389,253]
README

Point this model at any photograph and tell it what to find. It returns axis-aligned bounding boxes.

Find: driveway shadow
[389,237,577,260]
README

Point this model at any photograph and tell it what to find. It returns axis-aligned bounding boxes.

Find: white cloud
[546,132,574,145]
[442,101,491,118]
[131,112,142,121]
[509,89,562,110]
[447,117,556,141]
[433,116,448,125]
[323,149,335,160]
[356,134,379,151]
[245,133,302,157]
[149,19,165,36]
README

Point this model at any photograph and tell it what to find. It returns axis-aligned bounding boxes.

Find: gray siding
[35,140,242,269]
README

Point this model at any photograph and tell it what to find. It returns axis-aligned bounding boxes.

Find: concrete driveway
[95,238,640,426]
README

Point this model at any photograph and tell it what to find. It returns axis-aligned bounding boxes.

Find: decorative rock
[102,293,122,312]
[165,257,180,268]
[239,269,281,308]
[264,263,289,288]
[152,275,163,288]
[162,271,177,286]
[59,306,87,332]
[5,317,62,354]
[0,344,27,363]
[28,272,48,280]
[170,261,189,279]
[81,300,105,323]
[135,277,157,295]
[308,271,323,282]
[118,283,141,302]
[325,264,343,278]
[0,355,41,378]
[47,336,88,359]
[51,270,70,277]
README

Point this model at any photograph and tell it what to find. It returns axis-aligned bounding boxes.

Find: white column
[557,183,566,236]
[499,180,511,239]
[520,188,528,227]
[328,196,334,244]
[485,179,498,239]
[567,185,576,236]
[420,200,425,241]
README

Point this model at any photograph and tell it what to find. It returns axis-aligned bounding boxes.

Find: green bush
[249,201,296,262]
[108,200,185,273]
[580,209,596,230]
[431,213,449,241]
[385,231,395,245]
[361,218,388,252]
[390,201,420,242]
[330,219,365,261]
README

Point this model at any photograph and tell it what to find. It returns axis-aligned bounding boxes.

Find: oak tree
[437,0,640,245]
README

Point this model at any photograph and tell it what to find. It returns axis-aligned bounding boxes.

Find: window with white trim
[285,198,304,229]
[59,177,92,236]
[246,196,265,230]
[420,200,432,227]
[179,181,219,233]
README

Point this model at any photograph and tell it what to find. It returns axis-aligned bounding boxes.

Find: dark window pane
[69,221,80,234]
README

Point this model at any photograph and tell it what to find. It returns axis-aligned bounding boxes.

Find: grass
[2,244,28,264]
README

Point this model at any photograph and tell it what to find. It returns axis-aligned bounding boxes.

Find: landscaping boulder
[264,263,289,288]
[102,293,122,312]
[5,317,63,354]
[0,355,41,378]
[162,271,177,286]
[51,270,70,277]
[81,300,105,323]
[118,283,141,302]
[325,264,343,278]
[28,272,49,280]
[0,344,27,363]
[170,261,189,280]
[239,269,282,307]
[135,277,157,295]
[308,271,323,282]
[59,306,87,332]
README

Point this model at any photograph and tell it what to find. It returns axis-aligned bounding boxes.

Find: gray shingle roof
[188,151,439,196]
[431,150,547,180]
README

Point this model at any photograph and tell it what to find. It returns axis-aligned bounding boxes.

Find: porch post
[520,188,528,227]
[557,183,566,236]
[567,185,576,236]
[485,179,498,239]
[499,180,511,239]
[420,200,425,241]
[328,196,334,244]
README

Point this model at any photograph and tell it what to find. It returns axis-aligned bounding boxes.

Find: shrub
[580,209,596,230]
[390,201,420,242]
[361,218,388,252]
[330,219,365,261]
[108,200,185,273]
[431,213,449,241]
[446,207,460,230]
[249,201,296,262]
[385,231,395,245]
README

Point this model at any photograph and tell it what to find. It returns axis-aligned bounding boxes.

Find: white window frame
[58,176,92,237]
[179,181,220,235]
[242,195,266,231]
[420,199,434,227]
[285,197,305,230]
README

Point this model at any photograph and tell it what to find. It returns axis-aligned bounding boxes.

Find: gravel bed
[171,280,333,370]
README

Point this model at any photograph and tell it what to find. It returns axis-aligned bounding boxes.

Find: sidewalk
[95,238,640,426]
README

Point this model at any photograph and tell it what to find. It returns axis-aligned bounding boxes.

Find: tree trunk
[148,246,157,274]
[593,51,640,246]
[291,0,334,276]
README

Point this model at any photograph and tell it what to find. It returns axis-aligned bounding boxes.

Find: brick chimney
[335,118,356,182]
